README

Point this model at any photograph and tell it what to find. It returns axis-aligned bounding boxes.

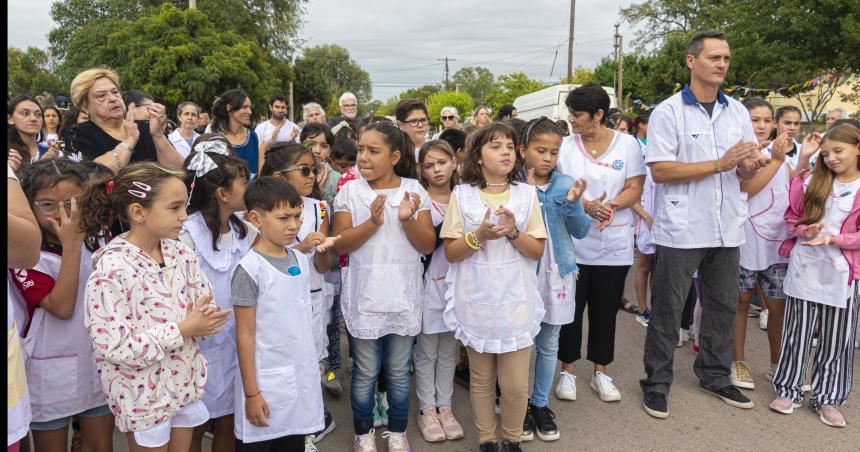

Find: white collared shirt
[167,129,200,158]
[645,87,757,249]
[254,119,300,145]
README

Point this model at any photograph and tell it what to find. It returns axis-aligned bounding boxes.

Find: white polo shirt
[254,119,301,144]
[167,129,200,158]
[645,86,757,249]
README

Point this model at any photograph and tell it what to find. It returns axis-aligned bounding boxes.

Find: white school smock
[167,129,200,158]
[14,244,106,423]
[233,250,324,442]
[442,183,545,353]
[182,213,255,418]
[645,88,757,249]
[636,166,657,255]
[739,147,791,271]
[536,184,576,325]
[784,176,860,308]
[292,197,335,360]
[422,200,452,334]
[7,289,31,446]
[334,178,429,339]
[557,131,646,266]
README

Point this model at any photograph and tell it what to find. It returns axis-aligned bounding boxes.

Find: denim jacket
[536,170,591,277]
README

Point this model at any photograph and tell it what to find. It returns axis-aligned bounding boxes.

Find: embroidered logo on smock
[612,160,624,170]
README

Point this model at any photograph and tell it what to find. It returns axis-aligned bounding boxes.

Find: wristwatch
[506,227,521,241]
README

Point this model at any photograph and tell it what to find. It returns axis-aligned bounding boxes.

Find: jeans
[641,246,739,395]
[531,323,561,408]
[351,334,415,434]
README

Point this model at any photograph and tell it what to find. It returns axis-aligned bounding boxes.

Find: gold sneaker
[730,361,755,390]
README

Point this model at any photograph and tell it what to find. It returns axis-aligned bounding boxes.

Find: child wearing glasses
[10,158,114,452]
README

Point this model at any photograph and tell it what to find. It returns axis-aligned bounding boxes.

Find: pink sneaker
[417,408,445,442]
[769,396,801,414]
[436,406,464,440]
[820,405,846,428]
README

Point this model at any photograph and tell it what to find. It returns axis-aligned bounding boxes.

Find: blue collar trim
[681,85,729,106]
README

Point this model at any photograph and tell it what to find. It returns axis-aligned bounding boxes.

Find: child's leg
[380,334,416,433]
[434,332,459,408]
[325,295,343,375]
[166,427,193,452]
[497,347,532,443]
[77,407,114,452]
[634,251,653,313]
[733,280,755,362]
[772,297,818,402]
[414,332,440,412]
[531,322,562,408]
[212,415,235,452]
[466,347,499,445]
[30,423,71,452]
[350,337,384,435]
[808,288,859,410]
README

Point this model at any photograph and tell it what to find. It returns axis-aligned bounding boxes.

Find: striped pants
[772,283,859,410]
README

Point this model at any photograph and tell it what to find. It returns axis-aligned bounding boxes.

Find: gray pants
[640,246,740,395]
[413,332,458,411]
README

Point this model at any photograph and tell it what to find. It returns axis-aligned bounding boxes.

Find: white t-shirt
[255,119,300,145]
[557,131,647,266]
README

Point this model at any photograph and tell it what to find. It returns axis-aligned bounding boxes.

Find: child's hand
[645,214,653,231]
[475,208,505,242]
[316,235,341,253]
[566,179,587,203]
[8,149,23,171]
[526,167,537,186]
[397,192,421,221]
[802,224,824,240]
[179,293,231,339]
[801,235,835,247]
[245,393,270,427]
[770,133,790,163]
[47,197,84,247]
[495,205,517,237]
[297,231,325,253]
[801,132,822,158]
[370,194,386,226]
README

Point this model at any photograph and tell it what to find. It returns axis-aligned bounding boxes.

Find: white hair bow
[187,140,229,177]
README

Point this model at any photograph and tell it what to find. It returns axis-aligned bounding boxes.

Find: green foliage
[374,97,398,117]
[426,91,474,127]
[294,44,372,119]
[398,84,442,104]
[91,4,280,116]
[485,73,546,109]
[452,66,495,106]
[8,47,64,97]
[559,66,596,85]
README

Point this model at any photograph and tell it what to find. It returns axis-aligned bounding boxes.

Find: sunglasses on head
[275,165,319,178]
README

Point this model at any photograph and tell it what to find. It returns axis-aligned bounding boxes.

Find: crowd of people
[6,30,860,452]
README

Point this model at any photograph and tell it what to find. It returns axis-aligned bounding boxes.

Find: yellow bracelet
[465,231,482,250]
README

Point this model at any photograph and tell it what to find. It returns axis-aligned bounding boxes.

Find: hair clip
[106,180,114,196]
[128,181,151,199]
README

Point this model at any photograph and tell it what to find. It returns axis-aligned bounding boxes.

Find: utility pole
[567,0,576,84]
[189,0,196,8]
[614,23,623,109]
[438,57,457,90]
[288,55,295,121]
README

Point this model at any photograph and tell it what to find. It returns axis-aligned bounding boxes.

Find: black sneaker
[643,391,669,419]
[480,441,500,452]
[530,404,560,441]
[699,384,754,409]
[521,409,534,442]
[501,440,523,452]
[311,410,336,443]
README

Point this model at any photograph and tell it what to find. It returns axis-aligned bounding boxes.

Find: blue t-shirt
[232,128,260,178]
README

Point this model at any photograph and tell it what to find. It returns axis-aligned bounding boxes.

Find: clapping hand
[397,192,421,221]
[566,179,587,203]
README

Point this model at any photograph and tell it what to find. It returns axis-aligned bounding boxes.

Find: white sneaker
[812,338,819,348]
[590,372,621,402]
[748,304,761,318]
[305,435,320,452]
[354,429,377,452]
[759,309,769,330]
[677,328,689,348]
[381,431,411,452]
[555,370,577,401]
[635,314,649,327]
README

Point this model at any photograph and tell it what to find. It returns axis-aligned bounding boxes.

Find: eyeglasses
[275,165,320,178]
[403,117,429,127]
[441,116,457,121]
[342,104,358,109]
[33,199,74,215]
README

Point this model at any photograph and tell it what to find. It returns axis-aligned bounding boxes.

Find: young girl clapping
[441,122,547,452]
[771,123,860,428]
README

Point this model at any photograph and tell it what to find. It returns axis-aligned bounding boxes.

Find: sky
[7,0,638,101]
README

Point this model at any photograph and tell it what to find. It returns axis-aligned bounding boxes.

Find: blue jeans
[531,323,561,408]
[351,334,415,434]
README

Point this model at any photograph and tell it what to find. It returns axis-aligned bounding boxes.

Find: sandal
[620,298,640,314]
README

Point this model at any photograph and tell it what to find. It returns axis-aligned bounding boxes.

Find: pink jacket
[779,171,860,284]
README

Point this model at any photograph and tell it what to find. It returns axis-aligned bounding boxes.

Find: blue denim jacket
[536,170,591,277]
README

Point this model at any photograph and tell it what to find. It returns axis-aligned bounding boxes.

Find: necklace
[486,182,509,187]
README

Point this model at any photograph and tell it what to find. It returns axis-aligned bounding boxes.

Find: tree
[294,44,371,119]
[426,91,474,127]
[559,66,596,85]
[91,4,280,116]
[486,73,546,109]
[8,47,64,97]
[452,66,495,106]
[398,84,442,104]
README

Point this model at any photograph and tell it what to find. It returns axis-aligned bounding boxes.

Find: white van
[513,84,617,123]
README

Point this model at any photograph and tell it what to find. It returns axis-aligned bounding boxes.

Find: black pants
[681,283,696,330]
[236,435,305,452]
[558,264,630,366]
